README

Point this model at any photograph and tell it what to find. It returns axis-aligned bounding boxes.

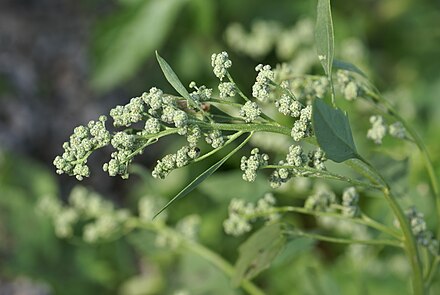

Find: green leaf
[233,223,286,286]
[91,0,187,91]
[315,0,334,77]
[155,51,199,109]
[312,99,358,162]
[153,133,252,218]
[333,59,368,78]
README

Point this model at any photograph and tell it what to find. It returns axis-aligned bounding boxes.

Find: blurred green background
[1,0,440,294]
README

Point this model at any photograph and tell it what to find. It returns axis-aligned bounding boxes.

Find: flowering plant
[48,1,439,294]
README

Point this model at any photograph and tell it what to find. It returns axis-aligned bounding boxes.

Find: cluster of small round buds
[172,109,188,131]
[304,188,336,212]
[218,82,237,98]
[176,214,201,240]
[239,101,261,123]
[252,64,274,102]
[103,152,129,178]
[186,125,202,147]
[291,105,312,141]
[308,148,326,170]
[223,199,253,236]
[404,207,438,254]
[110,97,145,127]
[53,117,111,180]
[342,187,360,217]
[144,118,161,134]
[343,81,359,101]
[240,148,269,182]
[142,87,164,115]
[152,154,177,179]
[389,122,406,139]
[175,145,198,167]
[111,132,135,151]
[367,115,387,144]
[269,160,292,188]
[275,94,302,117]
[286,145,307,167]
[161,105,176,124]
[211,51,232,81]
[189,82,212,103]
[205,130,224,149]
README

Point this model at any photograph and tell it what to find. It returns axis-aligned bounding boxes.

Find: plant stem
[136,221,265,295]
[288,230,401,248]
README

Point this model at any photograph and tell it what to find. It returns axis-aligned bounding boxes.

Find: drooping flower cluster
[404,207,438,255]
[223,193,278,236]
[53,116,111,180]
[252,64,274,102]
[240,148,269,182]
[152,146,199,179]
[205,129,224,149]
[37,186,130,243]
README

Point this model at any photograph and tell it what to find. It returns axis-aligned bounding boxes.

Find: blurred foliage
[1,0,440,294]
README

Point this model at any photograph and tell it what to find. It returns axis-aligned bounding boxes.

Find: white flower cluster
[53,116,111,180]
[211,51,232,81]
[37,186,130,243]
[240,148,269,182]
[337,70,362,101]
[275,94,302,117]
[291,105,313,141]
[205,129,224,149]
[189,82,212,102]
[252,64,274,102]
[152,146,199,179]
[223,193,278,236]
[239,101,261,123]
[367,116,407,144]
[367,115,387,144]
[270,145,307,188]
[218,82,237,98]
[341,187,360,217]
[404,207,438,255]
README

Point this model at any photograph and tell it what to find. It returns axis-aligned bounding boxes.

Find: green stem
[247,205,401,240]
[383,186,425,294]
[194,131,243,163]
[286,230,401,248]
[360,213,402,240]
[136,221,265,295]
[195,121,292,136]
[261,164,382,190]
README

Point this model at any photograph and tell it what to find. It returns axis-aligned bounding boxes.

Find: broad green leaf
[156,51,199,109]
[312,99,358,162]
[233,223,286,286]
[91,0,187,91]
[153,133,252,218]
[333,59,368,78]
[315,0,334,77]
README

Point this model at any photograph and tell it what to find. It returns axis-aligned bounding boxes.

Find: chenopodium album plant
[50,0,439,294]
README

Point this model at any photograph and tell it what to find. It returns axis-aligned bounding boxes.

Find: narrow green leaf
[153,132,252,218]
[333,59,368,78]
[312,99,358,162]
[315,0,334,77]
[233,223,285,286]
[155,51,198,109]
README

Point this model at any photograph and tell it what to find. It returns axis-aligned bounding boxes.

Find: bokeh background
[1,0,440,294]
